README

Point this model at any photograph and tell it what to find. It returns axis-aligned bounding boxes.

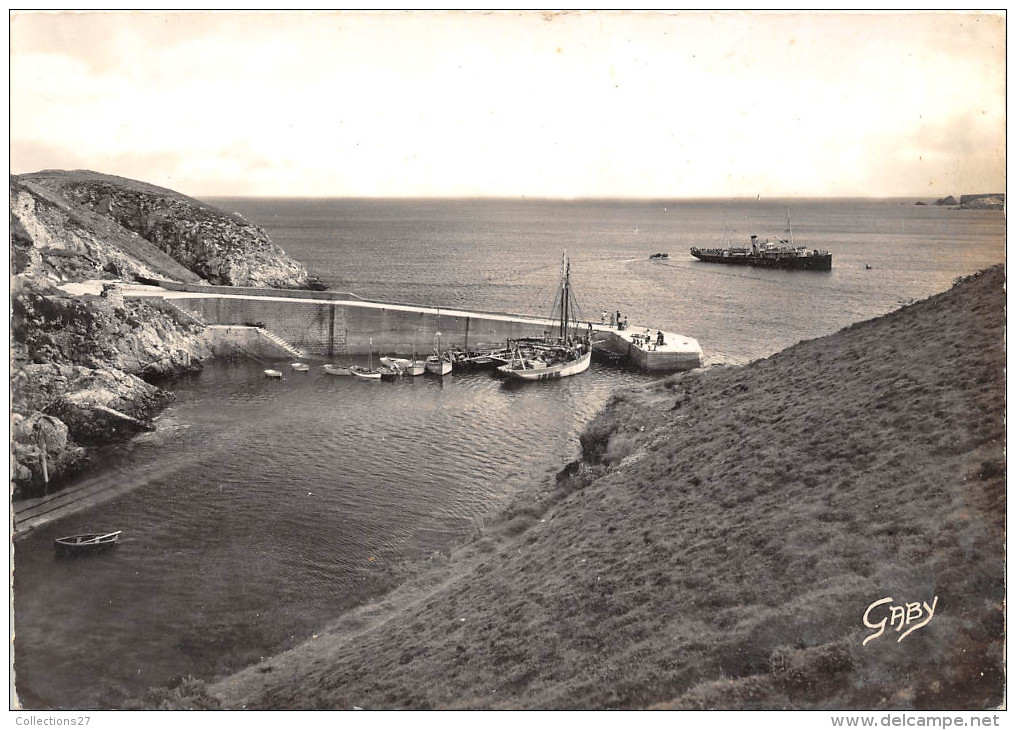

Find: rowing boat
[54,531,122,556]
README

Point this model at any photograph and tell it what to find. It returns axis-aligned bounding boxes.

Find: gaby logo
[862,596,938,646]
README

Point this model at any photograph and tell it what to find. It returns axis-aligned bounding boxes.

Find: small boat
[403,332,426,375]
[54,531,121,556]
[323,363,352,376]
[403,360,427,376]
[351,338,383,380]
[350,366,382,379]
[649,252,670,259]
[291,362,310,372]
[426,356,453,376]
[264,369,283,379]
[426,332,452,375]
[379,364,403,381]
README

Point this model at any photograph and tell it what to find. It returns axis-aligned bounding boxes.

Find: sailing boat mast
[786,208,795,246]
[559,252,570,341]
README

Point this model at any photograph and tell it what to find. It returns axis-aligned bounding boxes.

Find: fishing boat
[54,531,121,556]
[497,252,592,381]
[649,252,670,259]
[350,338,383,380]
[426,332,453,376]
[690,210,832,271]
[291,362,310,372]
[323,363,352,376]
[264,369,283,379]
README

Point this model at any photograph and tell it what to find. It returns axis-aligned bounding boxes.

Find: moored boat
[497,252,592,382]
[264,369,283,379]
[291,362,310,372]
[351,338,383,380]
[497,341,592,381]
[403,360,427,376]
[425,355,453,376]
[54,531,121,556]
[426,332,452,375]
[323,363,352,376]
[350,366,382,379]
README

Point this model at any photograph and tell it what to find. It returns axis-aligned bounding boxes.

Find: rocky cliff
[959,193,1005,210]
[10,170,316,497]
[19,170,315,288]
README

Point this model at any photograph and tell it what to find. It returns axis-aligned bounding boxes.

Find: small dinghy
[323,364,351,376]
[350,366,382,380]
[264,369,283,379]
[54,531,122,556]
[291,362,310,372]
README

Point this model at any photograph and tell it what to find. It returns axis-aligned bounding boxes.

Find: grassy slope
[212,266,1004,710]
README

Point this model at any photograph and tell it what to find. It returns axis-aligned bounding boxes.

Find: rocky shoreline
[10,170,316,500]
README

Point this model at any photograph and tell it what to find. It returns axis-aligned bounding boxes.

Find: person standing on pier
[601,310,608,324]
[616,311,622,329]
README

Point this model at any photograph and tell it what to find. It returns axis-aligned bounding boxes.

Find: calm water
[13,198,1004,708]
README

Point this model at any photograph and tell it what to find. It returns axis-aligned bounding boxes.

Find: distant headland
[915,193,1004,209]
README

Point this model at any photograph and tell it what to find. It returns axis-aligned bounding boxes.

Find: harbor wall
[172,296,563,359]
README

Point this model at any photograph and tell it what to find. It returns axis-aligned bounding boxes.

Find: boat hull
[323,364,351,376]
[499,349,591,381]
[690,249,832,271]
[350,367,382,379]
[425,359,452,376]
[403,361,427,376]
[264,369,283,379]
[54,532,121,556]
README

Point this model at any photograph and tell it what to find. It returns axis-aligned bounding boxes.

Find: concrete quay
[59,280,703,372]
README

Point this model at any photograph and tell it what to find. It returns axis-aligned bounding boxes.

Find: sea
[12,198,1005,708]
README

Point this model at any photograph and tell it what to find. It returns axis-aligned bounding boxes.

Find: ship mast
[786,208,795,246]
[559,252,570,340]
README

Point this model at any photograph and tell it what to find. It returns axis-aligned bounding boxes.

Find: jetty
[58,280,703,372]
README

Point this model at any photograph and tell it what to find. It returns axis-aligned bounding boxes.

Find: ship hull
[690,251,832,271]
[498,350,591,381]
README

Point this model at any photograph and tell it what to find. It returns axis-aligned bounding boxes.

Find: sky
[9,11,1006,199]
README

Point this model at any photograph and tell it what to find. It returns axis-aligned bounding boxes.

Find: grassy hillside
[208,266,1004,710]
